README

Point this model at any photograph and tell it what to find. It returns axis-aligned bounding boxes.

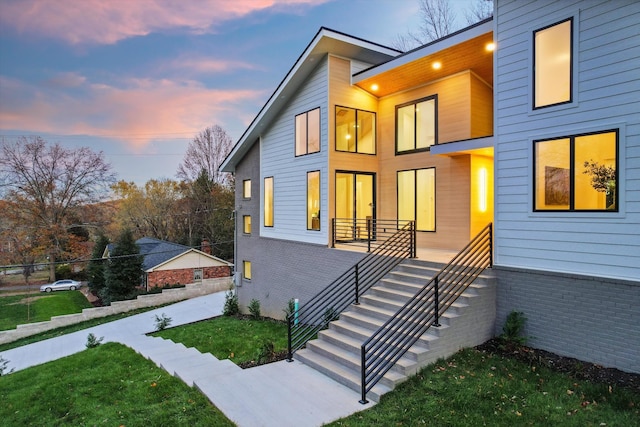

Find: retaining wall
[0,277,232,345]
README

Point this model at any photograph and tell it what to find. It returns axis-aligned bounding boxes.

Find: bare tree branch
[177,125,234,186]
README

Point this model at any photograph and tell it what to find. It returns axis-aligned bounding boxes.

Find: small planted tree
[102,229,143,304]
[87,233,110,296]
[248,299,261,319]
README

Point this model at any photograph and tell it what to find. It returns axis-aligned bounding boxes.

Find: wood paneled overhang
[354,20,493,97]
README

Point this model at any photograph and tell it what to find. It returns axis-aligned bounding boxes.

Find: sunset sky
[0,0,477,184]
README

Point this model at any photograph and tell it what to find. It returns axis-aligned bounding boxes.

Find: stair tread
[320,328,430,357]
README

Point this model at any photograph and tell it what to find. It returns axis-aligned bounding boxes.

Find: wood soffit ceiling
[356,32,494,97]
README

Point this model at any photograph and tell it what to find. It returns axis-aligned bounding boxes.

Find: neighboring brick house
[105,237,232,289]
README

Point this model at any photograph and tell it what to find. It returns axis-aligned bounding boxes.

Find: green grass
[0,303,176,353]
[329,348,640,426]
[0,291,92,331]
[0,342,233,426]
[152,315,288,365]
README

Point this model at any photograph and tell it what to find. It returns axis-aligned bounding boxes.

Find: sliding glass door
[335,172,375,240]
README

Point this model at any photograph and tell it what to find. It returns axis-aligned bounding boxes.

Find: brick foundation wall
[148,266,231,288]
[495,265,640,374]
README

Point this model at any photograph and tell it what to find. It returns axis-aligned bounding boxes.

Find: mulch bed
[476,339,640,393]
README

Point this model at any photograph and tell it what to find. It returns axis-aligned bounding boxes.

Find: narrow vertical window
[264,177,274,227]
[243,261,252,280]
[243,179,251,199]
[534,18,572,108]
[534,129,617,211]
[295,107,321,156]
[243,215,251,234]
[396,96,437,154]
[307,171,320,230]
[397,168,435,231]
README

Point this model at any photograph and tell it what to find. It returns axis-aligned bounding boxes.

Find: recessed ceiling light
[432,61,442,70]
[371,84,379,91]
[486,42,496,52]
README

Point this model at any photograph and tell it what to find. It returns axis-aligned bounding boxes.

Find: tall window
[307,171,320,230]
[243,261,252,280]
[264,177,274,226]
[396,95,437,154]
[335,106,376,154]
[295,108,320,156]
[243,215,251,234]
[397,168,436,231]
[534,18,572,109]
[534,129,618,211]
[243,179,251,199]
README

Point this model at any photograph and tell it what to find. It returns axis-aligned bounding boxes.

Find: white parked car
[40,279,83,293]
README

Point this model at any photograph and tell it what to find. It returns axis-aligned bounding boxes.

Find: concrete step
[318,328,430,364]
[176,357,240,386]
[294,348,400,402]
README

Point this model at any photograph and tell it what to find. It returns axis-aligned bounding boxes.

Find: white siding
[260,57,329,244]
[494,0,640,280]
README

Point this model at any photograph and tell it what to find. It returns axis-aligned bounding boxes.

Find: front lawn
[151,315,288,366]
[0,342,233,426]
[329,347,640,426]
[0,291,92,331]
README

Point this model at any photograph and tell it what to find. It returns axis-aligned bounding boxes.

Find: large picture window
[264,177,274,226]
[335,106,376,154]
[295,108,320,156]
[396,96,437,154]
[307,171,320,230]
[397,168,436,231]
[534,18,572,109]
[534,129,618,211]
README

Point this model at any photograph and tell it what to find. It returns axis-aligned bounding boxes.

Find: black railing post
[367,219,371,252]
[411,221,416,258]
[360,346,368,404]
[286,315,293,362]
[354,264,360,305]
[331,218,336,248]
[488,223,493,267]
[434,275,440,327]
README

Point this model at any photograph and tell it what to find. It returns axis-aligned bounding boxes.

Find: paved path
[1,292,373,426]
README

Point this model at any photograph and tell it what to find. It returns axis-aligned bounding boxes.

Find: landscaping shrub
[248,299,261,319]
[85,333,104,348]
[154,313,172,331]
[223,288,239,316]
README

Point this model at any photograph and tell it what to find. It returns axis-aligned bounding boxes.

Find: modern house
[220,0,639,400]
[105,237,232,289]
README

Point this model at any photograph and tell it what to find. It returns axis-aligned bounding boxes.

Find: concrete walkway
[1,292,373,426]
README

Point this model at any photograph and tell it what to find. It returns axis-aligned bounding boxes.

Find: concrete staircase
[294,258,496,402]
[126,334,240,387]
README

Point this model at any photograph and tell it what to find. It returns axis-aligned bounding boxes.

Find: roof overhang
[430,136,494,157]
[353,18,493,97]
[220,28,399,173]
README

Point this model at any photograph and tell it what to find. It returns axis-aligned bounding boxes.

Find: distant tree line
[0,124,236,303]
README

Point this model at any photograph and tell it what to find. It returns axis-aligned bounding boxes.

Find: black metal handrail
[287,220,415,361]
[332,218,411,252]
[359,223,493,403]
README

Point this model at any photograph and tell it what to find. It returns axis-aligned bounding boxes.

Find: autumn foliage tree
[0,137,116,281]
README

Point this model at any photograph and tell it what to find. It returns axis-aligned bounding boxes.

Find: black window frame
[295,107,321,157]
[334,105,377,155]
[532,17,574,110]
[532,128,619,212]
[395,95,438,155]
[396,167,437,232]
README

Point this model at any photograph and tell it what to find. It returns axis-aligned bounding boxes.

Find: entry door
[336,172,375,240]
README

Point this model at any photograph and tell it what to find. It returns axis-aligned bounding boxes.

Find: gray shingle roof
[135,237,190,270]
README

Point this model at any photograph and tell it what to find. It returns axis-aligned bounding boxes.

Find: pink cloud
[0,74,266,150]
[0,0,329,45]
[170,57,260,75]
